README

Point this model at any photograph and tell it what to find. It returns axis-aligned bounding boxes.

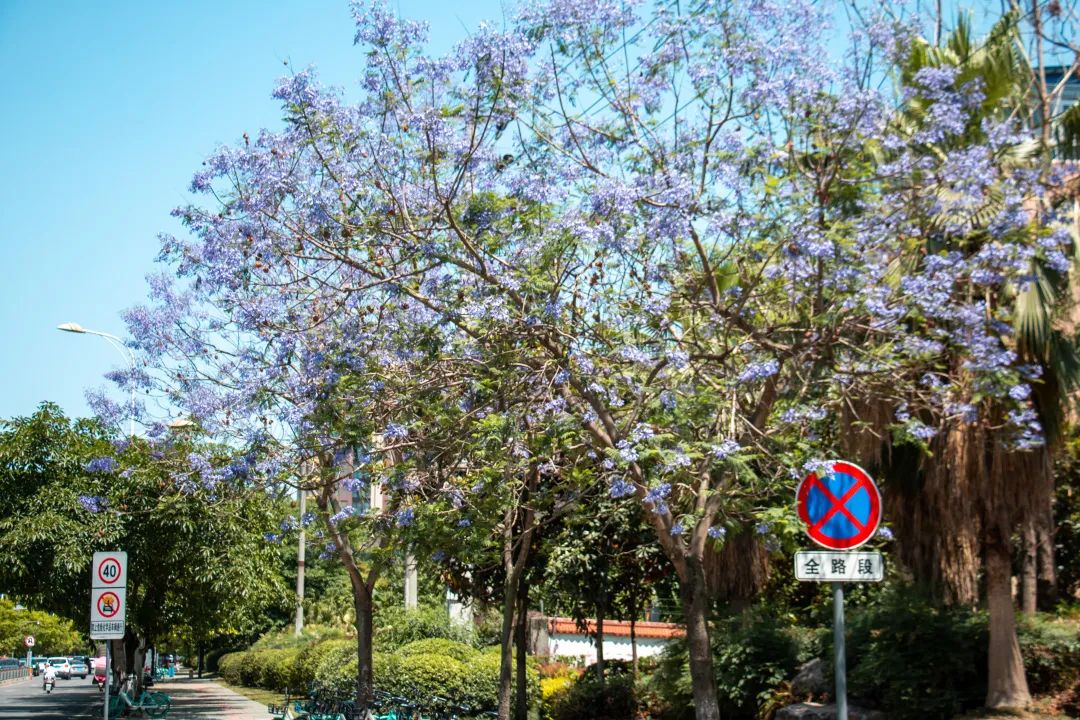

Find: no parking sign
[796,460,881,550]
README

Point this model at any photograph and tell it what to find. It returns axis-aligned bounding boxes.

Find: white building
[540,617,684,664]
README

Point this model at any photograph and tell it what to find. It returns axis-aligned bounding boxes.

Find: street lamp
[57,322,136,437]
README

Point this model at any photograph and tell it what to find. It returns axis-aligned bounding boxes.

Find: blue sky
[0,0,505,422]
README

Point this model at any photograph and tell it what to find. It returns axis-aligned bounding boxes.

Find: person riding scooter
[92,662,106,692]
[42,663,56,694]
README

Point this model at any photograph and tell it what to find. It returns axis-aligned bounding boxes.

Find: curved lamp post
[57,322,136,437]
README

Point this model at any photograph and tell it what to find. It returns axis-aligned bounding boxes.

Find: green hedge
[398,638,480,663]
[218,651,246,686]
[373,605,475,649]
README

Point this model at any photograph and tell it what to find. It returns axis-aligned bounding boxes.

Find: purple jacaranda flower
[608,478,635,499]
[78,495,108,513]
[84,457,117,474]
[877,527,894,541]
[737,359,779,383]
[383,423,408,442]
[395,508,414,527]
[708,526,727,539]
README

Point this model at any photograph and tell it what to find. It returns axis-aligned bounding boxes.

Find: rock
[790,658,829,699]
[775,703,886,720]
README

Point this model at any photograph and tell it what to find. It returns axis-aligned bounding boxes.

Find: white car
[47,657,71,680]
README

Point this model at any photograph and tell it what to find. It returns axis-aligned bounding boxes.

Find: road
[0,675,101,718]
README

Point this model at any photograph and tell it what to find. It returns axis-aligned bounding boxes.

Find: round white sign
[24,636,35,647]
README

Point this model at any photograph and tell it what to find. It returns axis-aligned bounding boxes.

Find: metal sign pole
[103,643,110,720]
[833,582,848,720]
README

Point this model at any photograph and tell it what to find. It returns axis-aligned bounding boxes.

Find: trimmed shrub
[312,640,358,694]
[382,653,470,713]
[295,639,354,692]
[217,651,246,686]
[373,605,474,649]
[545,671,638,720]
[398,638,480,663]
[206,647,244,674]
[257,648,300,692]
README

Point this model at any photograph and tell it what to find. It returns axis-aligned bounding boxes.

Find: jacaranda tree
[110,1,1076,717]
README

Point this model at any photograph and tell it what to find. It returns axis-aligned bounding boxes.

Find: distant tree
[0,403,287,685]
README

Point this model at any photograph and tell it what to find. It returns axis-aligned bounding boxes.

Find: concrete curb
[0,674,30,688]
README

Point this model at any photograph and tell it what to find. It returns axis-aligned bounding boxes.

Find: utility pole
[294,486,305,636]
[404,549,418,609]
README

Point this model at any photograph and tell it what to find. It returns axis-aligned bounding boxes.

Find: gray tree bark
[985,533,1032,709]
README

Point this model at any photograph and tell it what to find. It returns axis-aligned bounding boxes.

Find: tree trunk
[1020,519,1037,615]
[594,599,605,688]
[630,598,638,680]
[514,581,529,720]
[679,559,721,720]
[1036,501,1058,609]
[498,570,518,720]
[985,533,1031,709]
[352,578,375,711]
[197,644,204,679]
[498,469,537,720]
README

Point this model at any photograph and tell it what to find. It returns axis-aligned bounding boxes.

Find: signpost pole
[833,582,848,720]
[25,649,30,676]
[104,642,110,720]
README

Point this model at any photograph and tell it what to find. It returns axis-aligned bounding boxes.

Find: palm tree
[876,11,1080,709]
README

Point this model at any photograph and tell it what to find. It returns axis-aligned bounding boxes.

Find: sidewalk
[146,676,268,720]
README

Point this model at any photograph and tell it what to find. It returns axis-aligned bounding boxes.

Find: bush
[206,646,244,674]
[257,648,300,692]
[545,671,638,720]
[289,638,348,691]
[217,652,246,685]
[398,638,480,663]
[312,640,358,694]
[374,605,475,649]
[648,611,800,720]
[841,587,987,720]
[1018,614,1080,695]
[383,653,470,713]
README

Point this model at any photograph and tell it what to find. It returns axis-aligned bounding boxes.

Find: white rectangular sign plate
[92,551,128,589]
[795,550,884,582]
[90,587,127,639]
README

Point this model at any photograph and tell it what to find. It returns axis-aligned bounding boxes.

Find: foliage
[0,403,288,653]
[648,611,800,720]
[372,605,475,650]
[544,671,639,720]
[0,598,83,656]
[1017,614,1080,695]
[841,587,988,720]
[397,638,480,663]
[217,651,245,686]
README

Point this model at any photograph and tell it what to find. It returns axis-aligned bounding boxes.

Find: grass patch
[212,677,289,708]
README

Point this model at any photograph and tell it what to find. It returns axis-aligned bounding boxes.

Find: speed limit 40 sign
[93,552,127,588]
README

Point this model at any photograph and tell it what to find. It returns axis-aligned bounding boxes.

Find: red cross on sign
[796,460,881,550]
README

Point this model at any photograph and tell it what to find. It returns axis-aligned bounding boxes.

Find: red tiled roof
[548,617,685,639]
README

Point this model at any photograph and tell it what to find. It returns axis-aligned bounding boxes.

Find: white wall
[547,632,671,663]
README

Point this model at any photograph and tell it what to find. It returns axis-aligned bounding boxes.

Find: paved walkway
[150,676,269,720]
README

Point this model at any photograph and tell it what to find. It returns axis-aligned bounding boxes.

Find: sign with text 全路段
[90,587,127,639]
[795,550,884,582]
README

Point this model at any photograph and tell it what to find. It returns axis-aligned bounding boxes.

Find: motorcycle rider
[42,663,56,693]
